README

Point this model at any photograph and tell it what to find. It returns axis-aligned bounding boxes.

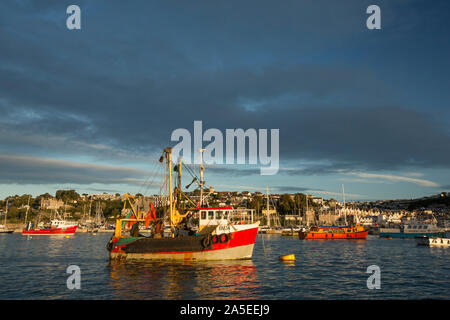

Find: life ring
[201,236,210,248]
[219,233,229,244]
[212,235,220,244]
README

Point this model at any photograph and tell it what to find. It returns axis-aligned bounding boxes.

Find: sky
[0,0,449,201]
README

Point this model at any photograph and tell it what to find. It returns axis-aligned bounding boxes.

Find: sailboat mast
[24,195,31,225]
[4,199,8,225]
[266,186,270,228]
[342,184,347,225]
[342,184,346,208]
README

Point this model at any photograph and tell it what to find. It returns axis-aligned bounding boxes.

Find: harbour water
[0,233,449,299]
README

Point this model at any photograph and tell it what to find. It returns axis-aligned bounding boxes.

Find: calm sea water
[0,233,449,299]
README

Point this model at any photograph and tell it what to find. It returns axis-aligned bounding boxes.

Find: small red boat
[299,223,368,240]
[22,220,78,236]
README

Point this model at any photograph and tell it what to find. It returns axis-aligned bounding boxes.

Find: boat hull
[299,230,368,240]
[416,236,450,247]
[265,230,282,234]
[380,232,444,238]
[22,225,77,236]
[108,224,259,261]
[281,232,299,236]
[110,243,255,261]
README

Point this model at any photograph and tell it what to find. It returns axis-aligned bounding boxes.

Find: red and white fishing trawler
[107,147,259,261]
[22,219,78,236]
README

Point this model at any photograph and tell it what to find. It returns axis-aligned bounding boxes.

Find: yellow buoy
[279,254,295,262]
[65,236,71,238]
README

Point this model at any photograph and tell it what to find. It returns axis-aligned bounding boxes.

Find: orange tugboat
[298,223,368,240]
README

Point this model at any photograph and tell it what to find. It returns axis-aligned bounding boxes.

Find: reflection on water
[108,259,260,299]
[0,233,449,299]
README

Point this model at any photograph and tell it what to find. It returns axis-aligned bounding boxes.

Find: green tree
[55,190,80,203]
[103,200,124,219]
[294,193,307,213]
[248,195,263,213]
[278,194,294,215]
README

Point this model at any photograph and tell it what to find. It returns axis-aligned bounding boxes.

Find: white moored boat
[416,232,450,247]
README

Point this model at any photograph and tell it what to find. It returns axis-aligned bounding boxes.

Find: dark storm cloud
[272,186,311,193]
[204,166,260,176]
[1,0,450,184]
[0,155,152,185]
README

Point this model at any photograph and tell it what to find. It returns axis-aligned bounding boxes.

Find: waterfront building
[40,198,64,210]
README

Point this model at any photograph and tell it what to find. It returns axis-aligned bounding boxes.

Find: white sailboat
[0,199,14,233]
[259,186,282,234]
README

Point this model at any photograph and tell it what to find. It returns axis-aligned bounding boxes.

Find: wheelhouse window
[201,211,206,220]
[208,211,214,219]
[216,211,223,220]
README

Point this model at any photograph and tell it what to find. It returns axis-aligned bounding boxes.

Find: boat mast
[165,147,174,228]
[266,186,270,228]
[89,200,92,221]
[306,194,311,226]
[24,195,31,225]
[199,148,205,207]
[4,199,8,226]
[177,157,182,207]
[342,184,347,225]
[342,184,346,208]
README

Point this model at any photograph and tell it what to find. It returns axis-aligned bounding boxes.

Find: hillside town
[1,189,449,230]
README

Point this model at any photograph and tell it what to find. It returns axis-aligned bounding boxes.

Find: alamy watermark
[366,5,381,30]
[66,265,81,290]
[171,121,279,175]
[66,5,81,30]
[66,4,380,31]
[366,265,381,289]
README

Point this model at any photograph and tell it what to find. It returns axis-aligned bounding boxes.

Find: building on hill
[87,193,120,201]
[40,198,64,210]
[311,197,323,205]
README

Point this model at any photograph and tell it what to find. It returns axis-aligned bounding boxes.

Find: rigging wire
[182,162,199,181]
[136,160,159,195]
[141,160,163,196]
